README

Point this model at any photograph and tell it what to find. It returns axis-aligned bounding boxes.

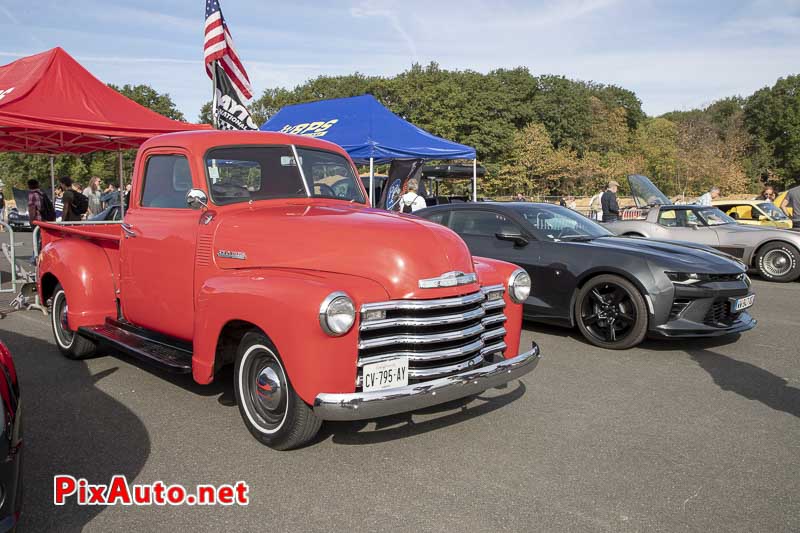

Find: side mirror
[758,215,769,222]
[186,188,208,210]
[495,231,529,247]
[688,222,699,230]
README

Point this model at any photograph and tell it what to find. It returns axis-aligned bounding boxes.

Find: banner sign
[214,62,257,131]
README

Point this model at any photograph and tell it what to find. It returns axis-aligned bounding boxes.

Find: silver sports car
[604,175,800,282]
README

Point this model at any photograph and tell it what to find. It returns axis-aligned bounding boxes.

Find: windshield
[205,146,366,205]
[628,174,671,208]
[696,207,736,226]
[758,202,788,220]
[514,204,613,241]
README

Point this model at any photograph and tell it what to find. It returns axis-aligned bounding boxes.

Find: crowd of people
[24,176,126,224]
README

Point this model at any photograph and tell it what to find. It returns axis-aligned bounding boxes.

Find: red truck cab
[36,131,540,449]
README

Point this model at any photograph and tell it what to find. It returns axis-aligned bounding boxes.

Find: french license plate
[362,357,409,392]
[732,294,755,312]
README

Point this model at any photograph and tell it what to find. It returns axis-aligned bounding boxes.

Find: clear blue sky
[1,0,798,121]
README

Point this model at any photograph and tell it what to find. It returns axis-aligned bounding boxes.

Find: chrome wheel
[762,249,792,277]
[579,283,637,343]
[52,290,74,349]
[238,345,288,434]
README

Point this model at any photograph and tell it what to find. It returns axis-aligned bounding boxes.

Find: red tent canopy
[0,47,210,154]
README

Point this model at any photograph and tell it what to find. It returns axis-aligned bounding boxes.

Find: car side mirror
[758,215,769,222]
[495,231,529,247]
[186,188,208,210]
[688,222,699,230]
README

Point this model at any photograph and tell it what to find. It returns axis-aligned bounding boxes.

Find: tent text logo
[0,87,14,101]
[279,119,338,138]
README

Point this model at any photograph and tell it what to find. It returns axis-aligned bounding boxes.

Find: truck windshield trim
[204,144,367,206]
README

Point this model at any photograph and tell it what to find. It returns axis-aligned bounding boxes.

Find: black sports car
[417,202,757,349]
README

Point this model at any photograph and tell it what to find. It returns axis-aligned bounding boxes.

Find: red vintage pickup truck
[36,130,541,449]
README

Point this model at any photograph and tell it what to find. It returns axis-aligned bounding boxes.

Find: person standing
[781,184,800,229]
[0,188,5,230]
[697,186,720,206]
[759,186,776,201]
[400,179,427,213]
[515,193,526,202]
[83,176,103,216]
[601,180,620,222]
[60,177,81,222]
[54,185,64,221]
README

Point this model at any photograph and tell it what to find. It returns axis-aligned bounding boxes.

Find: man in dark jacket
[59,176,81,222]
[601,180,620,222]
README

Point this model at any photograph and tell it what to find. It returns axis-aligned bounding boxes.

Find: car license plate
[732,294,755,312]
[362,357,408,392]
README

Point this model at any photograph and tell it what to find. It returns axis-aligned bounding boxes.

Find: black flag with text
[213,62,258,130]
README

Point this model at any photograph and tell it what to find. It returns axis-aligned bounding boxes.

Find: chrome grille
[356,286,508,389]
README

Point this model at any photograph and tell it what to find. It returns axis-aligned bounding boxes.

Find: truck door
[120,151,199,341]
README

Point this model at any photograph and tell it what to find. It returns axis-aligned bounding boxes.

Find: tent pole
[118,150,125,217]
[369,157,374,206]
[472,158,477,202]
[49,156,55,201]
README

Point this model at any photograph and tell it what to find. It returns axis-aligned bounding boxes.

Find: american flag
[204,0,253,100]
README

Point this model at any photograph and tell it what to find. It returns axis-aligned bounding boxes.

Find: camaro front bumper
[313,342,541,421]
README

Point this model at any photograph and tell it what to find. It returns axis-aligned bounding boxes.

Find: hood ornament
[419,271,477,289]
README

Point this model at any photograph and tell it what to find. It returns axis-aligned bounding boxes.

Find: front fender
[38,238,117,329]
[193,269,388,404]
[472,256,523,359]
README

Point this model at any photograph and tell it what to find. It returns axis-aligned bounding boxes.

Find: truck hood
[212,202,477,299]
[585,236,746,272]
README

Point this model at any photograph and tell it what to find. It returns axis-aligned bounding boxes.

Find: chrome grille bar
[359,306,486,331]
[358,323,486,350]
[357,339,485,367]
[360,291,486,313]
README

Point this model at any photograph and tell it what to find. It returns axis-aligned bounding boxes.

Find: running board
[79,319,193,373]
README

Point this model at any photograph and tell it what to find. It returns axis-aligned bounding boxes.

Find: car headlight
[319,291,356,336]
[508,269,531,303]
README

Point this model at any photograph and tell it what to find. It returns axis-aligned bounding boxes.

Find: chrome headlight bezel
[319,291,356,337]
[508,269,531,304]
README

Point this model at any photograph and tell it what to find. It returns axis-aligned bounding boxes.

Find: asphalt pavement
[0,231,798,532]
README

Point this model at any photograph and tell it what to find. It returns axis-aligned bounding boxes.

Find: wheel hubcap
[763,249,792,277]
[55,293,74,346]
[244,349,288,431]
[580,283,637,343]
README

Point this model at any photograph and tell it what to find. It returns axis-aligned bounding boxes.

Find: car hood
[212,201,478,299]
[713,223,800,239]
[581,236,745,272]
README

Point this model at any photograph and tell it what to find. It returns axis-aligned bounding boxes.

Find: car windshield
[514,204,613,241]
[696,207,736,226]
[758,202,788,220]
[205,146,366,205]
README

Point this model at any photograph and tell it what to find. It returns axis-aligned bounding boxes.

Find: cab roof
[138,130,351,159]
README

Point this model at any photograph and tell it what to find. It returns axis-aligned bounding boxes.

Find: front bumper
[313,342,541,421]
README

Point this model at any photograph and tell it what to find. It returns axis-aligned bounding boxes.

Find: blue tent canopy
[260,94,476,164]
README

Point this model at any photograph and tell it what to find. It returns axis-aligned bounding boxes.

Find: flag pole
[211,60,218,129]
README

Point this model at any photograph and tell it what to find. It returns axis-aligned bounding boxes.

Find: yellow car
[712,199,793,229]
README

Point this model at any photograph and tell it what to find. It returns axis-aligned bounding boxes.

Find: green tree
[744,75,800,186]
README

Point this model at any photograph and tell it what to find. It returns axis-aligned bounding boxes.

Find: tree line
[2,63,799,199]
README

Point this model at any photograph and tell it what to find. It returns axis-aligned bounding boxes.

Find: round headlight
[508,269,531,304]
[319,292,356,336]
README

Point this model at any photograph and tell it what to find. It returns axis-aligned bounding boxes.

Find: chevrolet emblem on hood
[217,250,247,260]
[418,271,477,289]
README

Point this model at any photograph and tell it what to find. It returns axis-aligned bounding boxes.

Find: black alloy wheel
[575,275,648,350]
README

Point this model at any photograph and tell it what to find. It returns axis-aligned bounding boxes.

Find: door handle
[121,223,137,238]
